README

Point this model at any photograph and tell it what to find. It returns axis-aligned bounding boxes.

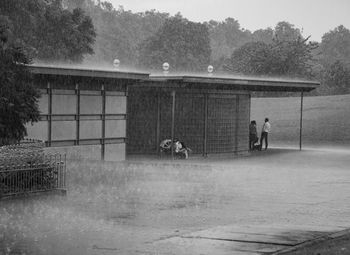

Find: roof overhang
[28,64,150,80]
[149,75,320,92]
[27,65,320,92]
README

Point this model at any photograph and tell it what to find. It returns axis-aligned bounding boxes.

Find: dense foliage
[223,22,315,77]
[0,17,40,145]
[319,25,350,67]
[206,18,251,65]
[138,17,211,72]
[226,36,317,78]
[315,26,350,94]
[0,0,96,63]
[63,0,169,67]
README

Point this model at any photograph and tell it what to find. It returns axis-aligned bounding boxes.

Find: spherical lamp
[113,59,120,69]
[207,65,214,76]
[162,62,170,75]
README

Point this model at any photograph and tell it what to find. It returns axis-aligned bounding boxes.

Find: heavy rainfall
[1,0,350,254]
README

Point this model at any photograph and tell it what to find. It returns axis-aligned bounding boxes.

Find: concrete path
[150,225,347,254]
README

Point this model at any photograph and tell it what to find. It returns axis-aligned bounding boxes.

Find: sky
[108,0,350,42]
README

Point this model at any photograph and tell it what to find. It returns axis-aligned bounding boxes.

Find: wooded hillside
[1,0,349,95]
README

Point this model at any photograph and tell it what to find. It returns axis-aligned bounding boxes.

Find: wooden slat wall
[26,80,128,161]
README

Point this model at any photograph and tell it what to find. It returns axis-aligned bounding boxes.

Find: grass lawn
[251,94,350,148]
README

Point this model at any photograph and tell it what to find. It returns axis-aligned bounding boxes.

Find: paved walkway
[151,224,347,254]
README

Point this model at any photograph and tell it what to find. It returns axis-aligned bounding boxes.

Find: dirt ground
[1,146,350,254]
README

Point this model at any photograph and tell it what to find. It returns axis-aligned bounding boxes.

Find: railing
[0,140,66,199]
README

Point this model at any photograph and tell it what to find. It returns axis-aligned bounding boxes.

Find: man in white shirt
[260,118,271,150]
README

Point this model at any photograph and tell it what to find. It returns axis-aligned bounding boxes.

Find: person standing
[260,118,271,150]
[249,120,258,150]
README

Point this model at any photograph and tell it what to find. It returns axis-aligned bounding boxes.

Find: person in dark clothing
[249,120,258,150]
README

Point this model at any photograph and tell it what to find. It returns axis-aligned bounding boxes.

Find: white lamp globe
[162,62,170,71]
[113,59,120,68]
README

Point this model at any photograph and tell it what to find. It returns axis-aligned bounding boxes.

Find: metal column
[101,84,106,160]
[248,93,251,150]
[299,91,304,151]
[203,93,208,157]
[156,92,161,155]
[47,82,52,147]
[171,91,176,160]
[75,84,80,146]
[235,95,239,153]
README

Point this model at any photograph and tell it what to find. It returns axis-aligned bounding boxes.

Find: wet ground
[1,147,350,254]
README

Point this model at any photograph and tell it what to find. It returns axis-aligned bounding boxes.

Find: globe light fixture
[113,58,120,69]
[207,65,214,76]
[162,62,170,75]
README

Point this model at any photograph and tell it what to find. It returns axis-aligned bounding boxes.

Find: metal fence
[0,140,66,199]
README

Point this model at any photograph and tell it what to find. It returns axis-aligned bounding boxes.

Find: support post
[125,85,129,158]
[248,93,251,151]
[101,84,106,160]
[156,92,161,155]
[203,94,208,157]
[76,84,80,146]
[171,91,176,160]
[235,95,239,153]
[47,82,52,147]
[299,91,304,151]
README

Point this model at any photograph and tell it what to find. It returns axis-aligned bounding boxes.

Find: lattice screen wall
[127,90,250,155]
[207,95,237,154]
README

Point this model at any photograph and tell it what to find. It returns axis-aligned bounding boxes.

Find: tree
[321,60,350,94]
[207,18,252,66]
[0,0,96,63]
[319,25,350,67]
[37,6,96,62]
[226,31,318,78]
[225,41,272,75]
[271,36,318,77]
[252,28,274,44]
[66,1,170,67]
[138,17,211,72]
[274,21,302,41]
[0,17,40,145]
[208,21,302,73]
